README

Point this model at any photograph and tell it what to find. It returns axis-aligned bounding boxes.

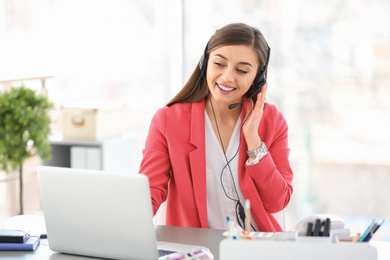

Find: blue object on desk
[0,236,40,251]
[359,220,375,242]
[361,219,385,242]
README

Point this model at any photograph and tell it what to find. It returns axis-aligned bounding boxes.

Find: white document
[71,146,101,170]
[86,147,101,170]
[70,146,85,169]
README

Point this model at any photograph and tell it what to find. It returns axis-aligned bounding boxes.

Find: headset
[199,42,271,107]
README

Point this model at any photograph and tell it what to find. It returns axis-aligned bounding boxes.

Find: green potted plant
[0,85,54,214]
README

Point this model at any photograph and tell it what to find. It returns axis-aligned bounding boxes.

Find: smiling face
[206,44,260,107]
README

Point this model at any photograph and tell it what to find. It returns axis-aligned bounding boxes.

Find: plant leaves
[0,86,54,173]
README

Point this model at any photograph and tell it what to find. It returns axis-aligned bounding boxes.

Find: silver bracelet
[246,142,268,157]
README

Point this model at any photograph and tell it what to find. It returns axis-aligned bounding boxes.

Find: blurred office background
[0,0,389,240]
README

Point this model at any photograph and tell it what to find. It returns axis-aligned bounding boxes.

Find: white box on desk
[61,101,125,140]
[220,239,377,260]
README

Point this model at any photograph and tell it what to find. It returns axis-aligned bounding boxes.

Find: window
[182,0,390,237]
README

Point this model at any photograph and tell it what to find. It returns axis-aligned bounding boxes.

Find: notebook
[37,166,199,260]
[0,236,40,251]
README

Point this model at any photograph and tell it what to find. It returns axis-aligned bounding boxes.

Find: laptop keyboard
[158,249,177,257]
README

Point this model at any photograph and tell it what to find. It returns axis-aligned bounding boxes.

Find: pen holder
[219,239,378,260]
[295,231,334,243]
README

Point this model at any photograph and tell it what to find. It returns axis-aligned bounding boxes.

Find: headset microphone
[228,85,262,109]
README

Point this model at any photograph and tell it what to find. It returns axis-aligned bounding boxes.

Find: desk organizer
[219,239,377,260]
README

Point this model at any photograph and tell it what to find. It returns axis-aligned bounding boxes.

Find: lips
[217,83,235,93]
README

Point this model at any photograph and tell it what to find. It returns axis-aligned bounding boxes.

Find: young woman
[139,23,293,232]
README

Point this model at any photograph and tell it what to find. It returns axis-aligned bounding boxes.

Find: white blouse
[205,110,250,230]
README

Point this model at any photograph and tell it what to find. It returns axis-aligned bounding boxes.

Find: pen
[226,217,237,240]
[362,219,385,242]
[241,230,252,240]
[226,217,232,240]
[245,200,251,234]
[313,219,321,236]
[359,219,375,242]
[323,218,331,237]
[306,222,313,236]
[352,233,361,242]
[373,219,385,234]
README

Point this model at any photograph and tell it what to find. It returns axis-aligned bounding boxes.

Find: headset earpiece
[252,46,270,89]
[199,44,209,77]
[253,71,266,89]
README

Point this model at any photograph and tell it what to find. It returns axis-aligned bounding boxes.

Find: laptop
[37,166,200,260]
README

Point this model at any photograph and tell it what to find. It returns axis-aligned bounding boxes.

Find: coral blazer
[139,99,293,232]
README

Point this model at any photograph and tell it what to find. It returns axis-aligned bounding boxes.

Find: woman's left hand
[242,83,267,150]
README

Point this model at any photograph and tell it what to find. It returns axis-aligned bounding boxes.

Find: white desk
[1,215,389,260]
[0,226,224,260]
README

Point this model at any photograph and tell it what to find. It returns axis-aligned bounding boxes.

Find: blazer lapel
[188,100,208,227]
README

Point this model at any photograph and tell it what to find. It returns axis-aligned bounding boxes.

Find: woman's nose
[221,67,235,82]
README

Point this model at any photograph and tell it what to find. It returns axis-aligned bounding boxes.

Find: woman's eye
[214,62,224,67]
[237,68,248,74]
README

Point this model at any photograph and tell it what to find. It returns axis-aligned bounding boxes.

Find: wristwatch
[246,142,268,158]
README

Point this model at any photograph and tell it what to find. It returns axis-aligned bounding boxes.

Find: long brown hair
[166,23,269,106]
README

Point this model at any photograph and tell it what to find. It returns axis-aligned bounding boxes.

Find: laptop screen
[37,166,160,260]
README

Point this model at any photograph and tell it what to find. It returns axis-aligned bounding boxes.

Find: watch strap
[246,142,268,158]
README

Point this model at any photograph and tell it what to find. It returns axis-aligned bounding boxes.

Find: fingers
[258,83,267,105]
[251,83,266,112]
[244,83,268,120]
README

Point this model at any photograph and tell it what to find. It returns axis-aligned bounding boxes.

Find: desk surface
[1,217,389,260]
[0,225,224,260]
